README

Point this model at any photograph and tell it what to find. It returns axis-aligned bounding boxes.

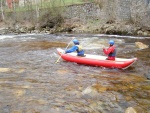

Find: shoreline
[0,20,150,37]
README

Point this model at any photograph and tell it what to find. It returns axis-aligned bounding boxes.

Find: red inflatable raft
[57,48,137,69]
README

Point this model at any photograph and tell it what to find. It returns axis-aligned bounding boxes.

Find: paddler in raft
[65,39,85,57]
[103,40,116,60]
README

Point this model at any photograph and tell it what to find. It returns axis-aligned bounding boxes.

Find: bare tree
[35,0,39,18]
[0,0,5,20]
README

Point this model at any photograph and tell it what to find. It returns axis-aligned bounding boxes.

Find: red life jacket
[103,45,116,60]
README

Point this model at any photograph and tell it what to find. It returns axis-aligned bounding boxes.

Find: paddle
[55,37,75,63]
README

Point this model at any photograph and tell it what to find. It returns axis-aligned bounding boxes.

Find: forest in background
[0,0,89,23]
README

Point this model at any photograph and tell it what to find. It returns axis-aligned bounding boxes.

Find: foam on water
[0,35,14,40]
[94,34,150,39]
[0,33,42,41]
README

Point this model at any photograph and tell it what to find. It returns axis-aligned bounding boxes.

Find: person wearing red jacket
[103,40,116,60]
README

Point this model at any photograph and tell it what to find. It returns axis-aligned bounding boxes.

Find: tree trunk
[35,0,39,18]
[0,0,5,20]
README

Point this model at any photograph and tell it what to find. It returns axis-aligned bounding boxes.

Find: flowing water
[0,33,150,113]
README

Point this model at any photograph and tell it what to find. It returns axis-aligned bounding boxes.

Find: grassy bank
[3,0,86,12]
[0,0,91,26]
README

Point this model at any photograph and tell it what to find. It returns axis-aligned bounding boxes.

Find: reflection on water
[0,34,150,113]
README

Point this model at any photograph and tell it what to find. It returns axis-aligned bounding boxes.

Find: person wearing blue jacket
[65,39,85,56]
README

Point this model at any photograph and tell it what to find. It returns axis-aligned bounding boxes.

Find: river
[0,33,150,113]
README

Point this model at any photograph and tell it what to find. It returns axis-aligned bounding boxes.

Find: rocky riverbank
[0,19,150,37]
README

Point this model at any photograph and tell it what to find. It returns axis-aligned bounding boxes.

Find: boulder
[135,42,149,49]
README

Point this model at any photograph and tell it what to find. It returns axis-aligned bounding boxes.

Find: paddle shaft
[55,38,74,63]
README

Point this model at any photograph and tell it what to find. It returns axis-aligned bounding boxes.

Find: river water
[0,33,149,113]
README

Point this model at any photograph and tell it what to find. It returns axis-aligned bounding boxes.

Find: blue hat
[109,40,114,45]
[73,39,79,44]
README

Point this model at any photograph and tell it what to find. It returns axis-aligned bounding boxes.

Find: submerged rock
[82,84,108,95]
[144,71,150,80]
[82,86,98,95]
[0,68,10,72]
[125,107,137,113]
[0,68,25,73]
